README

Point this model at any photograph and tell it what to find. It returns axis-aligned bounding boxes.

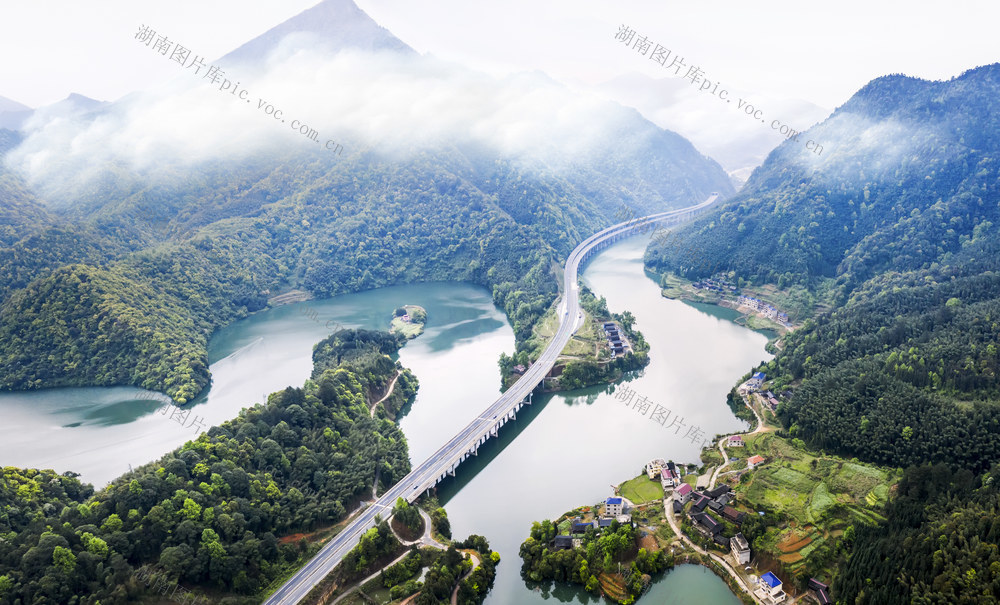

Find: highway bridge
[262,194,719,605]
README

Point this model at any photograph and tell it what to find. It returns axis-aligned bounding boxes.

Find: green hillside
[0,131,730,402]
[645,64,1000,602]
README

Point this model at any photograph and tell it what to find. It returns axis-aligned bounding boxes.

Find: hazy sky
[1,0,997,109]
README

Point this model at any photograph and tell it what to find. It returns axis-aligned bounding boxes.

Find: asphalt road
[261,195,719,605]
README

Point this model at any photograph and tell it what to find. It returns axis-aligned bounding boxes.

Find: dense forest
[647,65,1000,294]
[0,74,731,403]
[646,64,1000,599]
[835,463,1000,604]
[0,329,419,604]
[519,519,671,604]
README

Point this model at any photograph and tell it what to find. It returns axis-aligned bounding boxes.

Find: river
[0,235,768,603]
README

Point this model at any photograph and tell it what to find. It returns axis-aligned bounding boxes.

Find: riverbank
[655,272,809,341]
[506,285,651,392]
[677,388,898,602]
[390,305,427,339]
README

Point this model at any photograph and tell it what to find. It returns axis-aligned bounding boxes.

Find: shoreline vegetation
[513,285,900,604]
[654,270,808,353]
[389,305,427,340]
[0,328,463,605]
[500,285,651,392]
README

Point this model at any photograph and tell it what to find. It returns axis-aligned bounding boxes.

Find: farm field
[620,474,665,504]
[732,432,897,585]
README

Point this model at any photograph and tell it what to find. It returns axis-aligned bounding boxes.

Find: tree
[52,546,76,574]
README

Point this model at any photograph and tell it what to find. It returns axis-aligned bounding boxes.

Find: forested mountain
[647,63,1000,294]
[0,0,731,403]
[0,329,418,604]
[646,64,1000,601]
[836,463,1000,604]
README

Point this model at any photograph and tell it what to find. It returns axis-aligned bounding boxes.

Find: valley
[1,2,998,605]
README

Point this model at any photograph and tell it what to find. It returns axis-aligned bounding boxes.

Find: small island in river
[390,304,427,339]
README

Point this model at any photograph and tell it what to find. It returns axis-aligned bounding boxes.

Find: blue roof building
[761,572,782,588]
[605,496,625,516]
[752,372,766,381]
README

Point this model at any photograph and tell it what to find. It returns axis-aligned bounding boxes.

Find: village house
[691,512,722,536]
[605,496,624,517]
[603,322,631,358]
[736,295,761,310]
[809,578,832,604]
[675,483,693,504]
[731,532,750,564]
[690,494,711,513]
[705,485,730,499]
[728,435,745,447]
[747,455,766,469]
[757,572,787,604]
[552,535,574,550]
[722,505,746,524]
[645,458,666,480]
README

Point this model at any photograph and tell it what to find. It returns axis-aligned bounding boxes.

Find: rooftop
[761,572,782,588]
[606,497,622,505]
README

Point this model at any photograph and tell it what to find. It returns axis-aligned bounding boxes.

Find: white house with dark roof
[731,532,750,564]
[674,483,693,504]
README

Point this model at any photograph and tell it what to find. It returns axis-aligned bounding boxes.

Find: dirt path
[450,552,481,605]
[663,498,766,604]
[709,394,770,489]
[330,549,411,605]
[370,371,402,418]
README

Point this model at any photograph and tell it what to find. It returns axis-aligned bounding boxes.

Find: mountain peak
[219,0,414,66]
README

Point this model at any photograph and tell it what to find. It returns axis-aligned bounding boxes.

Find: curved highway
[262,194,719,605]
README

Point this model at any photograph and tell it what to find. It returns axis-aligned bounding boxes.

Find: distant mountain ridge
[0,0,732,403]
[648,62,1000,293]
[644,62,1000,604]
[0,95,32,130]
[219,0,414,66]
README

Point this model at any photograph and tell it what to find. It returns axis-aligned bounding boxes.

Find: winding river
[0,235,769,603]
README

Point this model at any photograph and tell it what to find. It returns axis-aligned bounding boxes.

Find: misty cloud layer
[6,42,653,201]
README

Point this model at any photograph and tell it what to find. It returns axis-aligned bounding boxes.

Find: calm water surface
[0,282,509,487]
[405,236,766,604]
[0,235,763,603]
